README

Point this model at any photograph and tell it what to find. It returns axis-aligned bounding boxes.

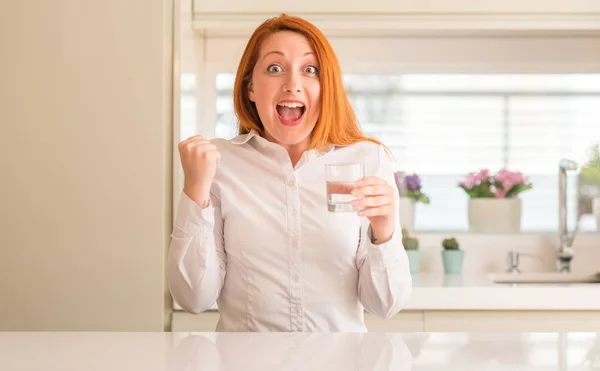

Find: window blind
[211,73,600,232]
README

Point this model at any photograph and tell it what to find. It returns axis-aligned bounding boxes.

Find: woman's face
[249,31,321,150]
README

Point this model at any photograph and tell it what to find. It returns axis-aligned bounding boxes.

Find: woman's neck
[286,145,307,167]
[263,132,311,167]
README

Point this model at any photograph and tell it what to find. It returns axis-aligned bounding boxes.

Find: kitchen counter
[2,332,600,370]
[404,273,600,310]
[172,273,600,332]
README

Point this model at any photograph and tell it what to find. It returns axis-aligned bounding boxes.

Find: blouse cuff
[365,225,405,270]
[174,191,215,232]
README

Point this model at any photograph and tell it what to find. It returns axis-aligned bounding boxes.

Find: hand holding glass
[325,163,364,212]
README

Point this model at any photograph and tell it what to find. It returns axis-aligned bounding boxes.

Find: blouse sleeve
[167,191,227,314]
[355,144,413,319]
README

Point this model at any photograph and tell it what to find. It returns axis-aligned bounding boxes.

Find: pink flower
[495,169,524,184]
[460,172,480,189]
[495,187,508,198]
[460,169,491,189]
[493,169,527,198]
[460,168,532,198]
[477,169,490,182]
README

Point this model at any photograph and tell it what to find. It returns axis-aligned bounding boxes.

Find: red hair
[233,14,383,150]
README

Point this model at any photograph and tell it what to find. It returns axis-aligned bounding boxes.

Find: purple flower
[405,174,421,191]
[393,171,430,204]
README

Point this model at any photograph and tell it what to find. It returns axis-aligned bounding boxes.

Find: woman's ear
[248,82,255,102]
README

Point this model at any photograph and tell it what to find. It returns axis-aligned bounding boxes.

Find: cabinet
[171,310,600,332]
[193,0,600,14]
[365,312,424,332]
[171,310,424,332]
[191,0,600,35]
[424,310,600,332]
[172,311,220,332]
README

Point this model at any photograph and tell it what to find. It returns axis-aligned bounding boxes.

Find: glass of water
[325,163,364,212]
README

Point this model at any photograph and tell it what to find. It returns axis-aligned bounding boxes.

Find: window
[212,73,600,232]
[176,33,600,233]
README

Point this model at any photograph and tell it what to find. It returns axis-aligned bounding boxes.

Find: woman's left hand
[351,176,396,244]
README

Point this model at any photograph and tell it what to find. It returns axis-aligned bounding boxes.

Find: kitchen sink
[489,272,600,284]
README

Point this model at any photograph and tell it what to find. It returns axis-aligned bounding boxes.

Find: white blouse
[168,130,412,332]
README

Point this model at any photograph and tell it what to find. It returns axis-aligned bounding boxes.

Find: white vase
[468,198,522,233]
[399,197,416,232]
[593,197,600,231]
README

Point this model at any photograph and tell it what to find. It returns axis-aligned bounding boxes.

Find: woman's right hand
[178,135,221,205]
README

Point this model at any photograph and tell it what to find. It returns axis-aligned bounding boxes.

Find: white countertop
[2,332,599,370]
[404,273,600,310]
[192,273,600,312]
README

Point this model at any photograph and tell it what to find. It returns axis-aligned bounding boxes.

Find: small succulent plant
[402,228,419,250]
[442,237,460,250]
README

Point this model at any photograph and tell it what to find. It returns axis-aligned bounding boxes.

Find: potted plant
[459,169,533,233]
[580,143,600,229]
[394,172,430,232]
[402,228,420,274]
[441,237,464,274]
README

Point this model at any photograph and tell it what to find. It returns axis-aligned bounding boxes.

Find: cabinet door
[424,310,600,332]
[171,311,220,332]
[365,311,424,332]
[171,310,425,332]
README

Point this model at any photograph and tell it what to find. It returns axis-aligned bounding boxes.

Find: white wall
[0,0,173,330]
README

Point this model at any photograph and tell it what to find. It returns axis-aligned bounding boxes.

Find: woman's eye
[267,65,282,73]
[305,65,318,74]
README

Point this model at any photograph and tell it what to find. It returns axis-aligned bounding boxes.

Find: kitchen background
[1,0,600,331]
[174,0,600,265]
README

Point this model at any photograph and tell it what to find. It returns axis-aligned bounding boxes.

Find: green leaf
[505,183,533,198]
[418,194,430,204]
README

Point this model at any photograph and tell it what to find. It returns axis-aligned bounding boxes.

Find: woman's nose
[283,73,302,93]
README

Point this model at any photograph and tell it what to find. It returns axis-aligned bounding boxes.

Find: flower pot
[399,197,416,232]
[442,249,464,274]
[594,197,600,231]
[405,249,420,274]
[468,198,522,233]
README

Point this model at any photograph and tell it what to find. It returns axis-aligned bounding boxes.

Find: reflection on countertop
[2,332,600,371]
[172,332,411,371]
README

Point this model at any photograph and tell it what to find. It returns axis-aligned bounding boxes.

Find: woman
[168,14,412,332]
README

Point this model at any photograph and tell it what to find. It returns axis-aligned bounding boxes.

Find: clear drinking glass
[325,163,364,212]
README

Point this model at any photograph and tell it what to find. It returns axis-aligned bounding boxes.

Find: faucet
[506,251,542,274]
[557,159,580,273]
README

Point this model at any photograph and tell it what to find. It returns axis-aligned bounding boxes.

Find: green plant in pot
[581,143,600,185]
[580,143,600,228]
[441,237,464,274]
[402,228,420,274]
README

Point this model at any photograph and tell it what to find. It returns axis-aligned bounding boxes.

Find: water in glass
[325,163,364,212]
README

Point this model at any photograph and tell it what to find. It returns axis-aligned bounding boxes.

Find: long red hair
[233,14,383,150]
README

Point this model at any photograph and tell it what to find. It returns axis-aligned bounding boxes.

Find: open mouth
[276,101,306,126]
